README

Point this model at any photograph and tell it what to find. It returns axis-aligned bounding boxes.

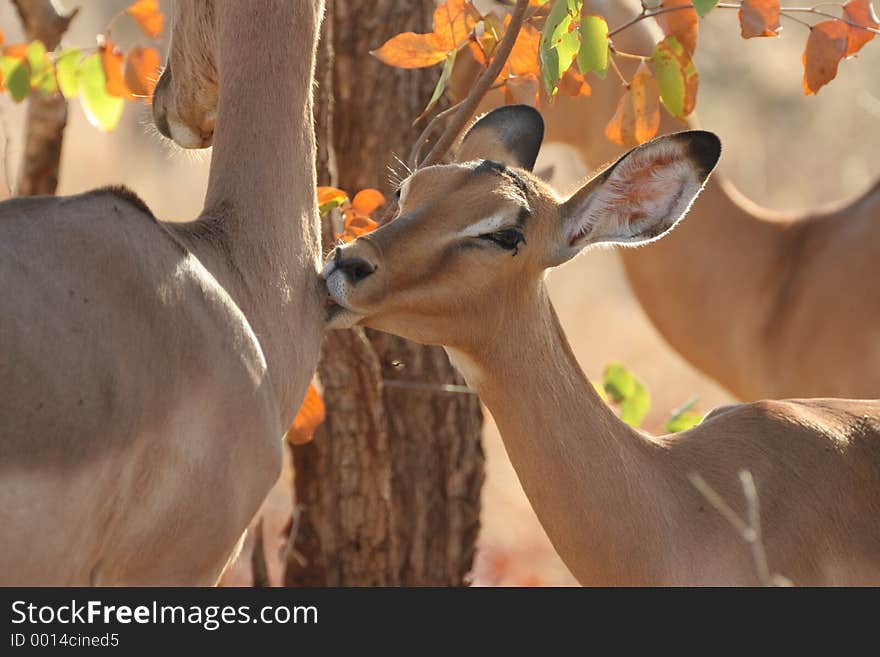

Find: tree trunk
[287,0,485,587]
[12,0,77,196]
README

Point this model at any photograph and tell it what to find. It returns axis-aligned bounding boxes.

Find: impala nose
[333,248,376,284]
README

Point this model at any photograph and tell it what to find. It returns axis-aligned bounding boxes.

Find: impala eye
[480,227,525,253]
[394,187,401,200]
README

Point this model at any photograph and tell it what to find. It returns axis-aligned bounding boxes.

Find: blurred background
[3,1,876,586]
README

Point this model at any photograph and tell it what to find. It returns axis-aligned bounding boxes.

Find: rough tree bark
[287,0,485,587]
[12,0,78,196]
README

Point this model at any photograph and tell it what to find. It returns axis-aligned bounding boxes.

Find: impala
[456,0,880,401]
[0,0,325,584]
[324,105,880,585]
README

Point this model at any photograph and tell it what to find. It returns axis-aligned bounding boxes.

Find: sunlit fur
[0,1,325,585]
[324,114,880,585]
[456,0,880,402]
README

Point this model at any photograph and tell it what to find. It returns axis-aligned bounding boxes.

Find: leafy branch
[1,0,164,132]
[373,0,879,153]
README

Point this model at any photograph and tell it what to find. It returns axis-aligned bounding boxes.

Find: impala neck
[189,2,324,422]
[458,284,678,584]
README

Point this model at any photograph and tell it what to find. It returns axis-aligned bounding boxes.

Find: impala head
[153,0,218,148]
[324,106,721,349]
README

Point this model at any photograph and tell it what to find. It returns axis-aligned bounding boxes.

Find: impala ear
[550,131,721,264]
[456,105,544,171]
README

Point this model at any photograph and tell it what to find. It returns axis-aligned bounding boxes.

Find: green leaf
[692,0,719,17]
[540,0,581,95]
[665,411,703,433]
[651,35,698,120]
[77,53,124,132]
[422,51,456,119]
[664,396,703,433]
[27,40,57,95]
[55,48,81,99]
[603,362,636,403]
[577,14,608,79]
[620,380,650,428]
[603,362,651,428]
[318,196,346,215]
[0,56,31,102]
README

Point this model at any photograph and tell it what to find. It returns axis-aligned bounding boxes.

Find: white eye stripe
[456,214,517,239]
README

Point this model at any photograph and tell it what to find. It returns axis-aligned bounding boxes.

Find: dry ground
[2,1,877,586]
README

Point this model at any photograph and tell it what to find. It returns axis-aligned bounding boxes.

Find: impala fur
[323,105,880,585]
[457,0,880,401]
[0,0,325,585]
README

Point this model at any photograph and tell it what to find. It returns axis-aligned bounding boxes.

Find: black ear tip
[467,104,545,170]
[477,104,543,127]
[683,130,722,178]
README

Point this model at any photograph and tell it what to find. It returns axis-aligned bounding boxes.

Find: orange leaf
[605,62,660,147]
[101,41,132,99]
[126,0,164,39]
[318,186,348,204]
[288,384,325,446]
[337,212,379,243]
[738,0,781,38]
[557,67,592,97]
[802,20,848,95]
[498,17,541,80]
[433,0,477,51]
[655,0,698,54]
[504,74,540,106]
[317,186,348,215]
[351,189,386,215]
[843,0,879,55]
[3,43,28,59]
[124,46,160,101]
[372,32,448,68]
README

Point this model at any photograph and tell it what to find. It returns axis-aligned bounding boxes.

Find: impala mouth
[323,267,367,329]
[325,296,365,329]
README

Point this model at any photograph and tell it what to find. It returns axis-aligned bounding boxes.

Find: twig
[280,503,306,568]
[607,50,630,87]
[382,379,477,395]
[251,516,271,587]
[689,470,792,586]
[408,81,505,170]
[419,0,530,168]
[782,6,880,33]
[610,3,880,41]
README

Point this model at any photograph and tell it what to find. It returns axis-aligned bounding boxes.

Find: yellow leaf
[372,32,448,69]
[605,62,660,147]
[433,0,477,51]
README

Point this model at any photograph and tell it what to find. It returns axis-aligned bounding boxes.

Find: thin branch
[689,470,793,587]
[779,11,814,29]
[382,379,477,395]
[607,51,630,87]
[250,516,271,587]
[612,3,880,40]
[783,6,880,33]
[408,81,504,170]
[419,0,530,168]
